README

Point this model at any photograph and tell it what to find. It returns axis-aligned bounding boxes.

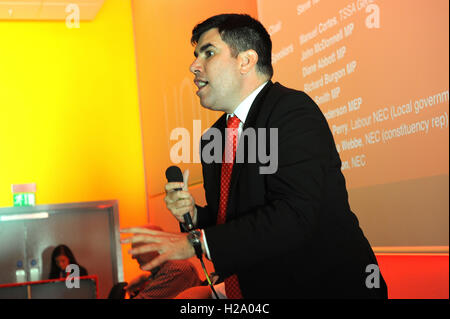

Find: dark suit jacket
[197,81,387,298]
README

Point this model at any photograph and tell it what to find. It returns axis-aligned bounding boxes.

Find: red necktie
[217,115,243,299]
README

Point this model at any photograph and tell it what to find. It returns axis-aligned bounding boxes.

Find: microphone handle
[183,213,194,231]
[173,187,194,231]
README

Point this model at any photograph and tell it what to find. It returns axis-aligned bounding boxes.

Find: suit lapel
[202,114,226,212]
[215,115,227,187]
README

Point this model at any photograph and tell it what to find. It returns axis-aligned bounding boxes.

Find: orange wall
[0,0,147,283]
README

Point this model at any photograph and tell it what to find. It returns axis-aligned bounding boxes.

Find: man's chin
[199,99,215,110]
[199,99,225,112]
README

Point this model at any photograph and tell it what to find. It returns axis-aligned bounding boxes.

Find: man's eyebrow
[194,43,215,57]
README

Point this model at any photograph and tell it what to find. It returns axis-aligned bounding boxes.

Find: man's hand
[120,227,195,270]
[164,169,197,226]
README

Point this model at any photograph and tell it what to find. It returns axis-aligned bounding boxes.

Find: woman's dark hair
[48,244,79,279]
[191,14,273,78]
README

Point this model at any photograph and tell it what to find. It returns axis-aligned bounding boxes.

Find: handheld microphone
[165,166,194,231]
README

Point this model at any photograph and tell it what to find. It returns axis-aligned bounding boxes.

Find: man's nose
[190,58,202,75]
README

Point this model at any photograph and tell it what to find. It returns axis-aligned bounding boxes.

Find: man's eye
[205,50,214,58]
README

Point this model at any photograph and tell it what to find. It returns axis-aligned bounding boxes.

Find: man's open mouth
[194,79,209,93]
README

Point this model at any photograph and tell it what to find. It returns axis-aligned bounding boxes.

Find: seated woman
[48,244,88,279]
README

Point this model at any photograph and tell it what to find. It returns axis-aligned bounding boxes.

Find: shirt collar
[227,81,268,124]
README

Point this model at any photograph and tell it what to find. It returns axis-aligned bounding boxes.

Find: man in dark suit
[121,14,387,299]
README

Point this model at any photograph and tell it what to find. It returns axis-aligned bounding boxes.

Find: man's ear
[238,49,259,74]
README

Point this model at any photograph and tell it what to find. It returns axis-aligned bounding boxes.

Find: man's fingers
[129,243,160,255]
[120,230,175,244]
[165,190,191,204]
[120,227,159,235]
[173,198,192,209]
[120,227,176,236]
[141,253,170,271]
[121,235,157,245]
[165,182,184,193]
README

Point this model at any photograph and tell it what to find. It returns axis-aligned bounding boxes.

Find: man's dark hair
[191,14,273,78]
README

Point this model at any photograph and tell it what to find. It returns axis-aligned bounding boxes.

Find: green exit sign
[13,193,36,207]
[12,183,36,207]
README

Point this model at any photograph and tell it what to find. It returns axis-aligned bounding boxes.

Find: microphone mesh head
[165,166,183,182]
